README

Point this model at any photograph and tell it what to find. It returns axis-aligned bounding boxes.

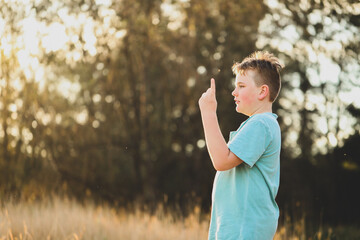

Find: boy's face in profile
[232,70,263,116]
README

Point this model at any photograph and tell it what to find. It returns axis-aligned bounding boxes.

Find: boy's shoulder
[245,112,280,135]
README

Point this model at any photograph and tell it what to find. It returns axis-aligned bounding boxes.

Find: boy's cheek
[239,95,251,105]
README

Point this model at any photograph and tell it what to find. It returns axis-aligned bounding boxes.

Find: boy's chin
[236,108,249,116]
[235,108,243,114]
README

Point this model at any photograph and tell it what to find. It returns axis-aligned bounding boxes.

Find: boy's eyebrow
[236,81,246,85]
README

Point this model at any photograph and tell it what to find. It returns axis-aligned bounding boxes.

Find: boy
[198,51,284,240]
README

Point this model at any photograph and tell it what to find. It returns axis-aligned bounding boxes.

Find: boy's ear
[258,85,269,100]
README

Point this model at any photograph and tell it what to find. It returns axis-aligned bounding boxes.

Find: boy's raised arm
[198,78,243,171]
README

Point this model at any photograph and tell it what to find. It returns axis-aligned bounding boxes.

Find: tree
[0,0,268,207]
[257,0,360,159]
[0,2,63,199]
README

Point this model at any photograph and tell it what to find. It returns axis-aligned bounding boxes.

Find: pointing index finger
[211,78,216,92]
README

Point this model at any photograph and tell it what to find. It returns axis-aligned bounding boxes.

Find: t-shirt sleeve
[228,120,268,168]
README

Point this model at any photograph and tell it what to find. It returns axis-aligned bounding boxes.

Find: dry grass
[0,197,208,240]
[1,198,358,240]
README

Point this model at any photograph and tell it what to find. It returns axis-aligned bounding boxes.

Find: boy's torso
[208,113,281,240]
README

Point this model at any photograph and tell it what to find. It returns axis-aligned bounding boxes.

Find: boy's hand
[199,78,217,113]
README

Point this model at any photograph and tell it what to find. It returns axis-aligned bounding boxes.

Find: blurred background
[0,0,360,238]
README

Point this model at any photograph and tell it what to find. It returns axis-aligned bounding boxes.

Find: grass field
[0,197,358,240]
[1,197,208,240]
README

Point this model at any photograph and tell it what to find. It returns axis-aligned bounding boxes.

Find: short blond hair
[232,51,284,102]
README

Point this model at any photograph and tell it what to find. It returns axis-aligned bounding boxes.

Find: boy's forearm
[199,78,240,171]
[200,111,230,170]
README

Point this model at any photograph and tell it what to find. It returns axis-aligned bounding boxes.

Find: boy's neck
[249,103,273,116]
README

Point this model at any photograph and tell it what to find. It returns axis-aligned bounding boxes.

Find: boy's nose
[232,89,236,96]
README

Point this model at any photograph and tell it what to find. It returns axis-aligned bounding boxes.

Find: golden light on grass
[1,197,358,239]
[0,197,209,240]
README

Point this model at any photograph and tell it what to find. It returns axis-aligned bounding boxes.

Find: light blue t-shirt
[208,112,281,240]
